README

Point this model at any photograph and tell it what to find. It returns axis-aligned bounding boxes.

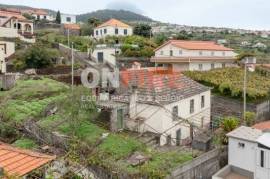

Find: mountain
[77,9,154,23]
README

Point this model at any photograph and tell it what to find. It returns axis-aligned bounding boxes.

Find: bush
[221,117,240,133]
[244,112,256,126]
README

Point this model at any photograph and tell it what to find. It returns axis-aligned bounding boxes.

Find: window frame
[115,28,119,35]
[190,99,195,114]
[124,29,128,35]
[172,106,178,121]
[260,150,265,168]
[201,95,205,108]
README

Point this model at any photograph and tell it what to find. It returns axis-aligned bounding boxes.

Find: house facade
[91,44,121,65]
[61,13,76,24]
[151,40,237,72]
[213,126,270,179]
[0,9,35,43]
[0,41,15,74]
[100,68,211,146]
[22,8,54,21]
[93,19,133,39]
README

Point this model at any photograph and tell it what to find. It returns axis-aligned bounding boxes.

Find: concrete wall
[167,147,228,179]
[211,95,270,122]
[94,26,133,39]
[155,44,236,58]
[228,138,257,173]
[0,27,19,38]
[92,48,120,65]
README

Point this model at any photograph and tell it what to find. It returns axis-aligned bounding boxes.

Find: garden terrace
[184,67,270,102]
[0,78,196,178]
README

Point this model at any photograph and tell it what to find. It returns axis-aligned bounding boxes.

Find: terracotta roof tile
[155,40,233,51]
[63,23,81,30]
[253,121,270,130]
[97,18,131,28]
[0,10,26,20]
[0,142,55,177]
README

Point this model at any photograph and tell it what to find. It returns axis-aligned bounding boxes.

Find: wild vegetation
[0,78,195,178]
[184,67,270,102]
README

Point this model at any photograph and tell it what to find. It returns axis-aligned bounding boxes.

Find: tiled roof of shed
[226,126,262,142]
[0,142,55,177]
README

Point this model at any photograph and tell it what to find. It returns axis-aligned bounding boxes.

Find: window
[199,51,203,55]
[170,50,173,56]
[190,99,194,114]
[96,30,99,36]
[160,51,164,55]
[44,16,47,19]
[179,50,182,55]
[172,106,178,120]
[100,30,102,35]
[211,63,215,69]
[222,51,226,56]
[199,64,203,70]
[222,63,226,68]
[115,28,119,34]
[238,142,245,148]
[66,17,71,22]
[260,150,265,168]
[211,51,215,56]
[104,29,107,34]
[124,29,128,35]
[37,15,40,20]
[201,95,205,108]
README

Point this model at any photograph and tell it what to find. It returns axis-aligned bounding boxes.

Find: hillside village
[0,3,270,179]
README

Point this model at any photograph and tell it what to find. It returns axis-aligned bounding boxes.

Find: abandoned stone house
[96,67,211,146]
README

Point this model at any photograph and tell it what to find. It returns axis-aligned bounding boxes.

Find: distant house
[0,142,55,178]
[91,44,121,65]
[253,42,267,49]
[61,13,76,24]
[93,18,133,39]
[241,41,251,47]
[97,67,211,146]
[22,8,54,21]
[62,23,81,36]
[0,41,15,73]
[0,9,35,43]
[213,126,270,179]
[150,40,237,72]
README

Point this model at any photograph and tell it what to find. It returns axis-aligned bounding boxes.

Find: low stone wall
[116,57,154,70]
[36,66,72,75]
[211,95,270,122]
[0,73,16,90]
[167,147,228,179]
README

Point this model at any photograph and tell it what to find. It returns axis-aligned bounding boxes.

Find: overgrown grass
[13,138,38,149]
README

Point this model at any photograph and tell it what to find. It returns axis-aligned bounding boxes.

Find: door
[117,109,124,130]
[97,52,104,63]
[176,129,181,146]
[166,135,172,145]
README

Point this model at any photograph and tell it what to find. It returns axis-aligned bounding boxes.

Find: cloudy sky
[1,0,269,30]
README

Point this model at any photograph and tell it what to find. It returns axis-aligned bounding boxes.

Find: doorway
[176,129,182,146]
[117,109,124,130]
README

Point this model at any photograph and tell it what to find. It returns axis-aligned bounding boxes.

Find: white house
[213,126,270,179]
[21,8,54,21]
[151,40,237,72]
[61,13,76,24]
[93,19,133,39]
[0,41,15,74]
[0,9,35,43]
[106,67,211,146]
[91,44,121,65]
[253,42,267,49]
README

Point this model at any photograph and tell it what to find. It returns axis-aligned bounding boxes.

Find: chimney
[129,85,138,119]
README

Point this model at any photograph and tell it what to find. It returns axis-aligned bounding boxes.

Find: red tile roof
[0,142,55,177]
[253,121,270,130]
[97,18,131,28]
[63,23,81,30]
[0,9,26,20]
[155,40,233,51]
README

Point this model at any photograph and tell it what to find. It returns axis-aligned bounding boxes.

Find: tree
[15,44,60,69]
[87,17,101,27]
[22,13,35,20]
[133,24,152,38]
[55,11,61,24]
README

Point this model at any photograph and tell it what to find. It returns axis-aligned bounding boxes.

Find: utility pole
[71,42,74,92]
[68,29,70,48]
[243,62,247,121]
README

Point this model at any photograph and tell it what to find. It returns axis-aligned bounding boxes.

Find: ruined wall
[211,95,270,122]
